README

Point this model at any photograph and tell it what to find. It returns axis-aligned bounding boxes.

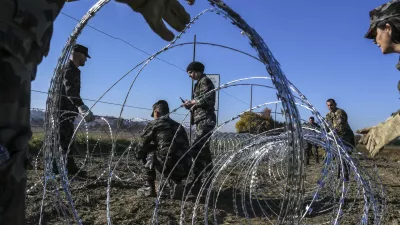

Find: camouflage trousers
[305,142,319,163]
[142,148,192,184]
[191,118,215,182]
[0,50,34,225]
[336,135,355,181]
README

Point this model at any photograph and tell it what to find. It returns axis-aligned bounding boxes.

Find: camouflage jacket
[325,108,354,141]
[136,116,190,163]
[0,0,67,80]
[193,75,216,124]
[60,60,84,114]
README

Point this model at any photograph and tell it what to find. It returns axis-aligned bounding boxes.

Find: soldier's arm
[335,110,349,137]
[196,78,216,108]
[136,124,155,158]
[63,69,84,108]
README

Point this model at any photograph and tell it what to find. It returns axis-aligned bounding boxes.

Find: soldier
[56,44,95,175]
[136,100,192,198]
[325,99,355,181]
[0,1,194,224]
[183,61,216,195]
[303,116,321,165]
[358,1,400,157]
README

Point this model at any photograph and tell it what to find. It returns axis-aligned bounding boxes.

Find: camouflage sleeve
[136,124,155,158]
[334,110,348,137]
[63,69,84,108]
[196,78,215,108]
[325,113,332,127]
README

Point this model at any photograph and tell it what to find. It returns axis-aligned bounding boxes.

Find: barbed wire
[25,1,388,225]
[59,11,252,107]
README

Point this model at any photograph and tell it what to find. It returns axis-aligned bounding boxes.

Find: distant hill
[30,108,148,133]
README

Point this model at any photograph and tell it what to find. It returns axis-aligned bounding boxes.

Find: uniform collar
[69,60,80,71]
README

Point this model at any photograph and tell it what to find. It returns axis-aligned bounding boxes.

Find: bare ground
[25,144,400,224]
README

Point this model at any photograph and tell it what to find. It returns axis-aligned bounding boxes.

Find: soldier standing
[136,100,192,198]
[56,44,95,175]
[303,116,321,165]
[325,99,354,181]
[358,1,400,156]
[0,1,194,224]
[183,61,216,195]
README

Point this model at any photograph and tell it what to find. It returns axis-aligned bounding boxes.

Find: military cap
[365,0,400,39]
[151,100,170,117]
[73,44,91,58]
[186,61,205,73]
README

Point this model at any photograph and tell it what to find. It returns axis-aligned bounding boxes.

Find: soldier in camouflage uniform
[56,44,95,175]
[303,117,321,165]
[325,99,354,181]
[136,100,192,198]
[0,0,194,224]
[183,61,216,194]
[358,1,400,157]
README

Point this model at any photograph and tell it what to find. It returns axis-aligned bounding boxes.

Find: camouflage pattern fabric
[0,50,32,225]
[0,0,193,222]
[325,110,352,180]
[193,75,216,125]
[325,108,355,147]
[191,118,215,181]
[0,0,66,81]
[365,0,400,39]
[305,143,319,163]
[303,122,321,163]
[136,116,192,183]
[0,1,65,222]
[60,60,84,114]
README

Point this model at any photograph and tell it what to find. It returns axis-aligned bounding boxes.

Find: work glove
[391,109,400,117]
[115,0,194,41]
[78,105,95,122]
[356,113,400,157]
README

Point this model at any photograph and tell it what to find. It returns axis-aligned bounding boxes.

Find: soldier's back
[151,117,190,156]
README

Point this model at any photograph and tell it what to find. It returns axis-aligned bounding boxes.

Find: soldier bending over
[136,100,192,198]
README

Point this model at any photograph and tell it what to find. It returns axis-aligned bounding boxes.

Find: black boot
[66,157,86,176]
[52,160,59,175]
[168,180,184,200]
[137,180,157,197]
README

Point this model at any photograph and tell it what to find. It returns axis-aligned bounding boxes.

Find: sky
[31,0,400,133]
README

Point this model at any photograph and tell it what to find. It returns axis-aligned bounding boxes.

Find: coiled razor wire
[31,0,387,224]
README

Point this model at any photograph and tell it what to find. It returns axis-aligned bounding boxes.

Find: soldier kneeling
[135,100,192,198]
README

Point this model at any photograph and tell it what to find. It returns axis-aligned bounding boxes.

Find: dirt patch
[25,144,400,224]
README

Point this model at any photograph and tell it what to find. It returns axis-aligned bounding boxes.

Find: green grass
[29,132,137,155]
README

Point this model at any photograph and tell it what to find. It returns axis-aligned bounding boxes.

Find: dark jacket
[60,60,84,114]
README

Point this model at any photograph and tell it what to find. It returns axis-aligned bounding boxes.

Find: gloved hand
[78,105,95,122]
[357,113,400,157]
[115,0,194,41]
[391,109,400,117]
